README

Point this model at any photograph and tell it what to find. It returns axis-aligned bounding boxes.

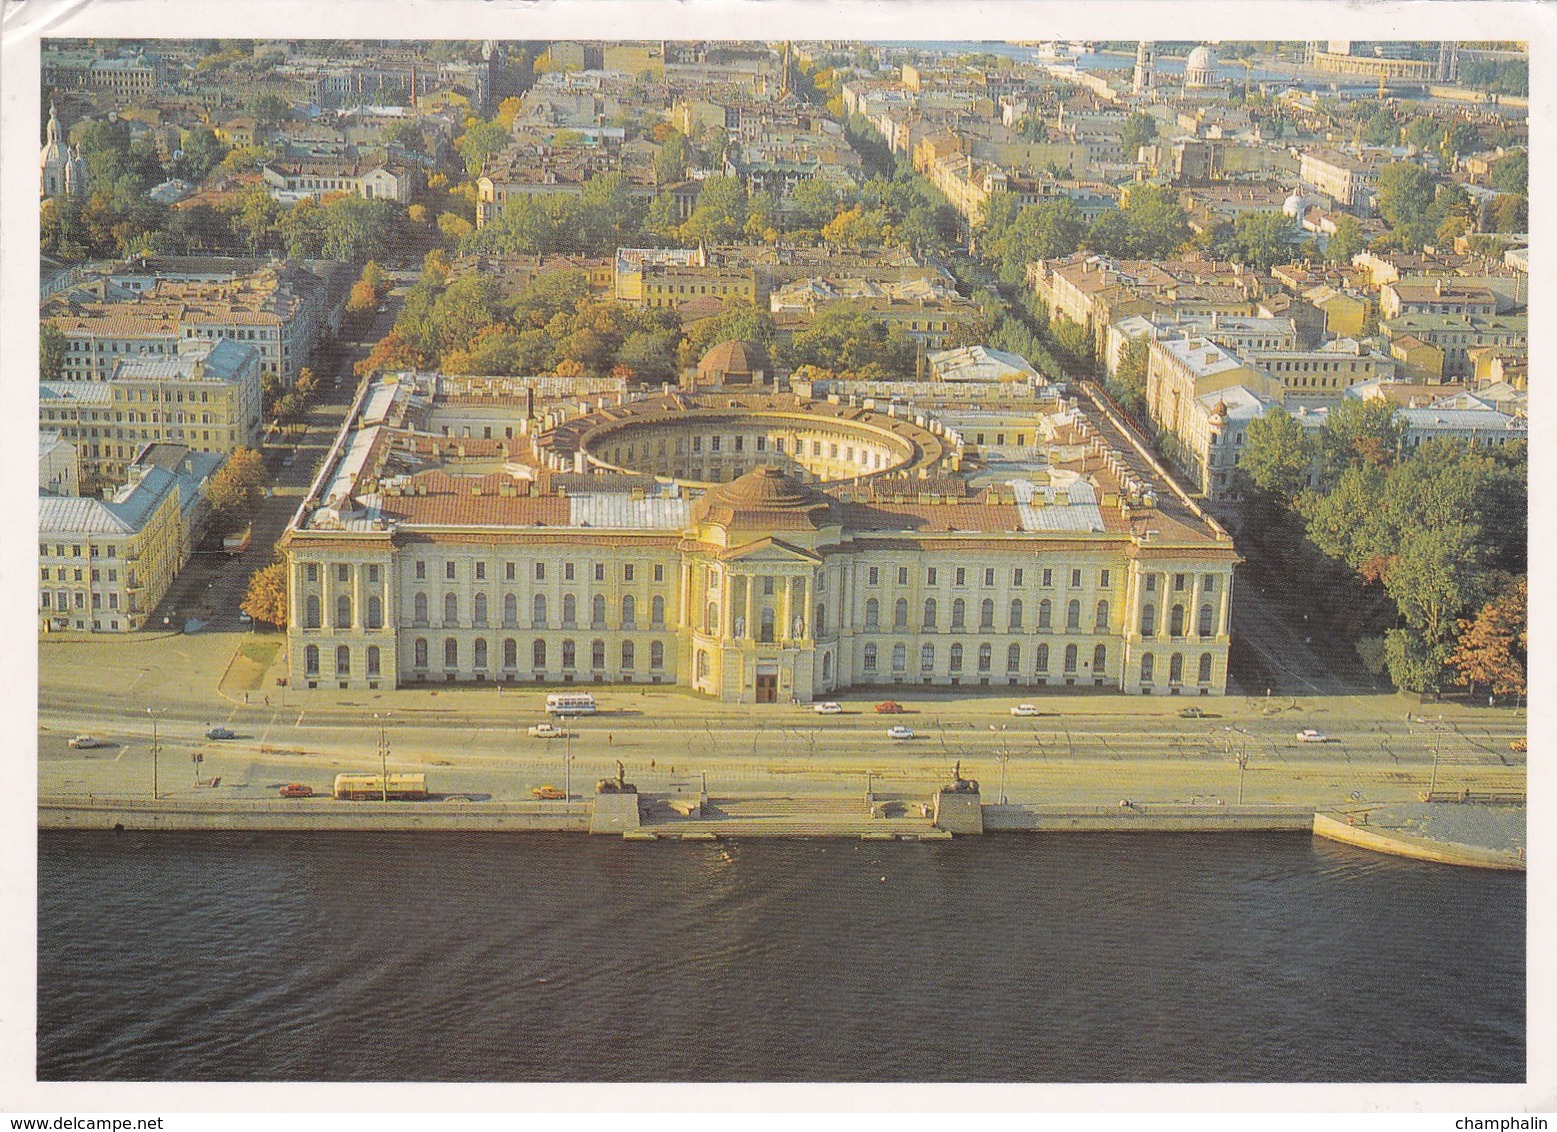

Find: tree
[1236,408,1313,507]
[1233,210,1296,271]
[1490,151,1527,195]
[206,447,268,531]
[1119,111,1158,156]
[251,94,291,128]
[242,561,288,628]
[1489,193,1526,233]
[171,127,228,184]
[1376,162,1436,248]
[1315,396,1399,487]
[1361,108,1399,146]
[455,119,512,175]
[1324,214,1366,264]
[1048,313,1092,367]
[679,174,747,244]
[1450,576,1527,698]
[40,322,66,382]
[1111,335,1149,420]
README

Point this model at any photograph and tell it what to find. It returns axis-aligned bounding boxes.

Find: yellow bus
[332,773,428,801]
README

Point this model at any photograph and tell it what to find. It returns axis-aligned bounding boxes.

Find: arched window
[1093,643,1107,674]
[814,604,827,636]
[950,598,965,629]
[760,606,775,643]
[980,599,994,630]
[444,592,458,626]
[1199,604,1214,636]
[1141,652,1154,682]
[367,595,382,630]
[1066,599,1081,631]
[474,638,488,668]
[1009,599,1023,630]
[444,638,458,667]
[894,599,909,630]
[622,640,635,669]
[1036,643,1050,672]
[336,594,351,628]
[705,601,717,634]
[1008,643,1021,672]
[822,651,833,681]
[924,598,938,629]
[1170,605,1185,637]
[562,639,576,668]
[563,593,576,627]
[949,643,963,672]
[977,642,992,672]
[304,644,319,675]
[591,640,605,669]
[863,643,878,672]
[696,650,710,680]
[1064,644,1078,673]
[367,645,380,676]
[892,643,906,671]
[473,593,487,626]
[864,598,879,630]
[1169,653,1184,684]
[533,593,547,626]
[504,593,518,626]
[921,643,935,672]
[504,639,517,668]
[1140,602,1155,636]
[1038,599,1052,629]
[413,592,427,624]
[1198,652,1213,683]
[533,639,546,668]
[592,594,606,628]
[414,638,428,668]
[622,595,636,628]
[305,595,321,629]
[650,640,664,669]
[651,595,665,627]
[1095,600,1109,632]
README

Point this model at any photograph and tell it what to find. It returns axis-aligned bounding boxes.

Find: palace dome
[1184,45,1218,88]
[697,338,770,385]
[690,464,836,532]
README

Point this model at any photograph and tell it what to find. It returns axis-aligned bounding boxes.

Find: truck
[223,524,253,555]
[332,772,428,801]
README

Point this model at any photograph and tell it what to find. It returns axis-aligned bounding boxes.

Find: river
[37,831,1523,1082]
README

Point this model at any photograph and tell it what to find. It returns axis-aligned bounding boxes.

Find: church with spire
[40,103,88,199]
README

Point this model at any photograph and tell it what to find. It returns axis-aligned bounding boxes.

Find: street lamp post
[565,723,574,807]
[146,706,165,800]
[374,712,390,802]
[1428,732,1441,797]
[990,724,1009,804]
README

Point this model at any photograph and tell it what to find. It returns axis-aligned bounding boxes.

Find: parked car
[68,735,106,749]
[278,783,314,798]
[1179,706,1205,719]
[1010,704,1041,717]
[887,725,916,740]
[532,785,566,800]
[875,701,905,714]
[1510,737,1527,753]
[528,723,566,739]
[238,609,253,625]
[1295,729,1328,743]
[813,701,843,715]
[206,727,236,740]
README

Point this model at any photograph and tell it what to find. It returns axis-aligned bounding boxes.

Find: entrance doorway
[755,673,778,703]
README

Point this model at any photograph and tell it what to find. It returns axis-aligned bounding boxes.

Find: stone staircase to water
[640,793,947,838]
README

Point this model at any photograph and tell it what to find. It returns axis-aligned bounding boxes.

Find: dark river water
[37,831,1523,1082]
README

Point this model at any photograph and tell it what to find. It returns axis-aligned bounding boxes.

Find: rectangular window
[653,565,664,583]
[307,564,319,582]
[565,563,576,581]
[898,567,909,586]
[446,562,456,581]
[1145,574,1156,592]
[955,568,966,587]
[1071,569,1082,588]
[1100,569,1110,588]
[1174,574,1186,592]
[338,564,349,582]
[475,562,486,581]
[868,567,879,586]
[984,568,995,587]
[1013,568,1024,587]
[415,561,426,580]
[535,563,545,581]
[1042,569,1053,587]
[624,565,635,582]
[927,568,937,587]
[506,563,516,581]
[594,563,605,582]
[368,565,380,583]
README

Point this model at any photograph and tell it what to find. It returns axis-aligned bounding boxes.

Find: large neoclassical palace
[281,359,1239,702]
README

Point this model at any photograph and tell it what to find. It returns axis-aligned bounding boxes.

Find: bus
[545,692,597,717]
[332,772,428,801]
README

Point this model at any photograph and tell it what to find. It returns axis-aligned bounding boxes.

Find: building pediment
[716,536,823,565]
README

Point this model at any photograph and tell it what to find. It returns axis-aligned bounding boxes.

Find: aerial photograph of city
[10,4,1543,1119]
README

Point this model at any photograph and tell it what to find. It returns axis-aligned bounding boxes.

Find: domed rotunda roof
[697,338,770,385]
[690,465,837,532]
